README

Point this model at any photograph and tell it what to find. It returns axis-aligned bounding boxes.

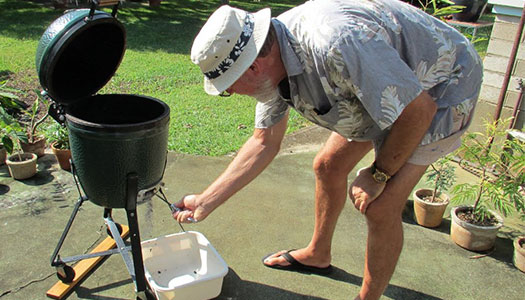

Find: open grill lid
[35,6,126,105]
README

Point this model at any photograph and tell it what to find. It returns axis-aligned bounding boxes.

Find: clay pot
[51,142,71,171]
[413,188,450,228]
[450,206,503,251]
[514,236,525,273]
[6,153,38,180]
[20,136,46,157]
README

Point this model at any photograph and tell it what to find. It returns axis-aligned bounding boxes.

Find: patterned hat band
[204,13,255,80]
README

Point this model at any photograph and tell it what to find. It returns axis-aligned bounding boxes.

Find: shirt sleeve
[326,28,423,130]
[254,96,290,128]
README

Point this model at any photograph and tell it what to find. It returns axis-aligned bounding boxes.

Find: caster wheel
[57,265,75,283]
[106,223,123,238]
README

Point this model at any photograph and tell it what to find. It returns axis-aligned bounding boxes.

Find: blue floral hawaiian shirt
[254,0,483,146]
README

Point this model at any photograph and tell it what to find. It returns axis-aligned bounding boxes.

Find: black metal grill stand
[50,169,156,300]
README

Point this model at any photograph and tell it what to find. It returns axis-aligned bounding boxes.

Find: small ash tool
[155,188,197,231]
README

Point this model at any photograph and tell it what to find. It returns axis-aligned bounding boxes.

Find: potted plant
[19,92,49,157]
[5,152,38,180]
[1,105,37,180]
[1,80,25,165]
[451,119,524,251]
[413,155,456,227]
[510,130,525,272]
[46,123,71,171]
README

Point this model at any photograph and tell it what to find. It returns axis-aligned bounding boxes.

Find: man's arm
[350,90,437,213]
[375,90,437,175]
[174,114,289,222]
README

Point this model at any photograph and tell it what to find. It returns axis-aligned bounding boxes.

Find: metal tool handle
[154,188,198,226]
[169,203,197,223]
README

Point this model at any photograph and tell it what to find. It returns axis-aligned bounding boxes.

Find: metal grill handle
[91,0,121,6]
[88,0,121,19]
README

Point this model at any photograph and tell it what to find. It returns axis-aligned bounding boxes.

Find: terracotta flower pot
[20,136,46,157]
[51,142,71,171]
[413,188,450,228]
[514,236,525,273]
[450,205,503,251]
[6,153,38,180]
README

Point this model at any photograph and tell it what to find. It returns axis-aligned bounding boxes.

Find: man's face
[225,71,279,103]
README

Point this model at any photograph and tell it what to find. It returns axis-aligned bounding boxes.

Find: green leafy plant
[0,80,24,112]
[0,81,27,156]
[45,122,69,150]
[413,0,465,18]
[18,91,49,144]
[452,118,525,224]
[424,155,456,202]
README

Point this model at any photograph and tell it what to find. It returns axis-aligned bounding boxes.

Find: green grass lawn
[0,0,308,156]
[0,0,490,156]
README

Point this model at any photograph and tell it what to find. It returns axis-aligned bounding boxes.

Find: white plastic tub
[141,231,228,300]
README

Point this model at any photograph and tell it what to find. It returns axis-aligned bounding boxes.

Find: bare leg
[264,132,372,268]
[356,163,428,300]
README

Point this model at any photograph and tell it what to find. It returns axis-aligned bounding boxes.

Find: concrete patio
[0,126,524,300]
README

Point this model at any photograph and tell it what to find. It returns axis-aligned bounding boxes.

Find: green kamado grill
[36,7,169,209]
[40,2,168,299]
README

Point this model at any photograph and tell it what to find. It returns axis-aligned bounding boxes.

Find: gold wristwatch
[370,161,391,183]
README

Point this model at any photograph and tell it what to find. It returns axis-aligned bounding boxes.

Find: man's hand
[349,167,387,214]
[173,194,210,223]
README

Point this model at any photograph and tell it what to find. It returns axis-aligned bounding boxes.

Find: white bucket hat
[190,5,271,95]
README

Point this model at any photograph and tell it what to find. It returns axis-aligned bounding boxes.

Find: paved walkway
[0,126,524,300]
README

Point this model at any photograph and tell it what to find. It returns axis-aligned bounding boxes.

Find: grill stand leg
[104,209,136,281]
[125,173,155,300]
[50,195,87,268]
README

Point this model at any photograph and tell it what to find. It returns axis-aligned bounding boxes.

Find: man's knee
[365,164,427,228]
[364,196,404,228]
[313,153,347,180]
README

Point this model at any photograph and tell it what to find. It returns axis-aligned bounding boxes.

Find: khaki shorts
[406,107,471,166]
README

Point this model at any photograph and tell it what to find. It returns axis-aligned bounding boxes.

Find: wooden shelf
[46,225,130,300]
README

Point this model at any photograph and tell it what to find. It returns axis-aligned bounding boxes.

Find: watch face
[373,172,388,183]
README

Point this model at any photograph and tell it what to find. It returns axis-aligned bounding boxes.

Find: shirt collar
[271,19,303,77]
